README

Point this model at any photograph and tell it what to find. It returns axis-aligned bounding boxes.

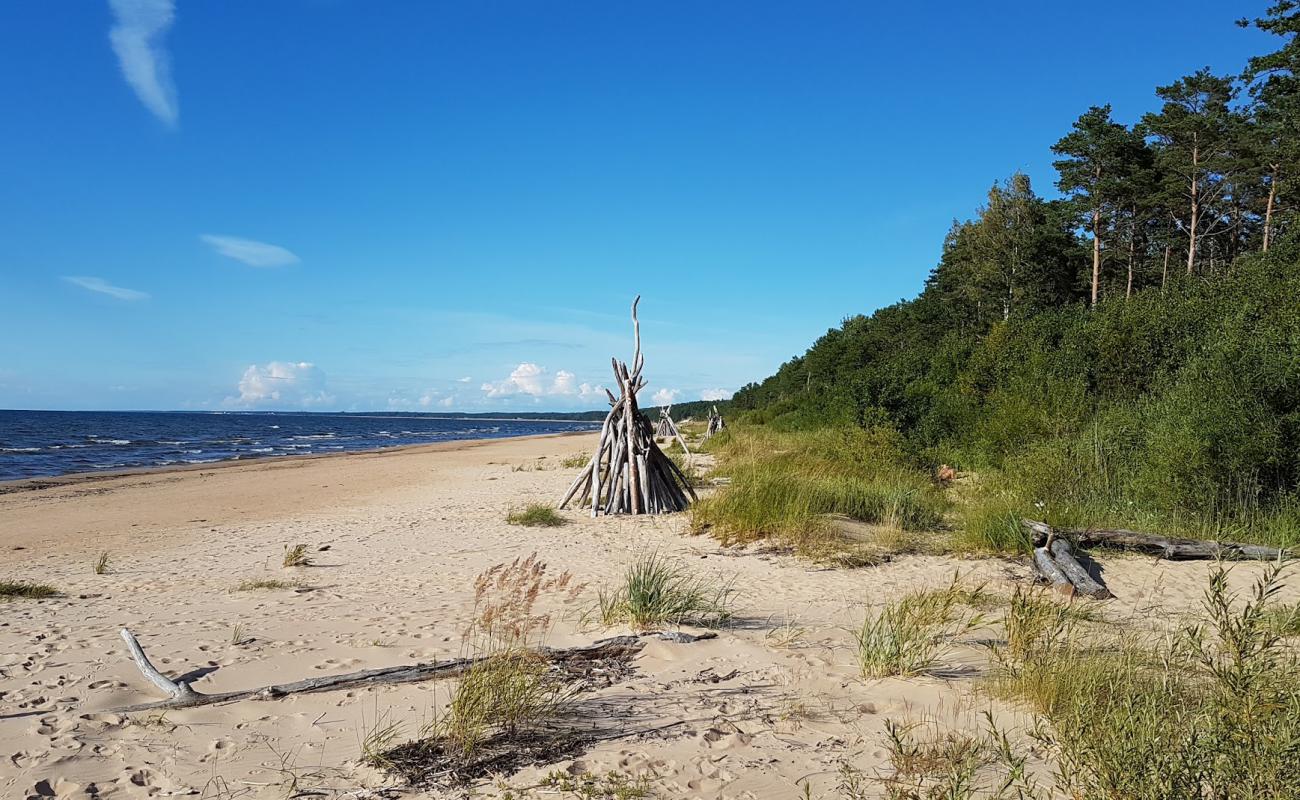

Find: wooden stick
[110,631,652,714]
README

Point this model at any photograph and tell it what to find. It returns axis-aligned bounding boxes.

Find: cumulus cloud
[227,361,332,408]
[701,388,733,401]
[456,376,472,383]
[108,0,178,126]
[439,396,455,408]
[200,234,301,268]
[651,388,681,406]
[63,275,150,301]
[480,363,604,402]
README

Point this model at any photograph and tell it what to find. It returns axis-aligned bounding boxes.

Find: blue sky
[0,1,1273,412]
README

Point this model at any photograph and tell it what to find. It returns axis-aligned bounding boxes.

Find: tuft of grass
[358,709,406,770]
[235,577,308,592]
[93,551,111,575]
[230,623,249,645]
[855,575,987,678]
[282,543,313,568]
[439,647,576,757]
[560,452,590,469]
[597,552,734,629]
[0,581,59,599]
[506,503,567,527]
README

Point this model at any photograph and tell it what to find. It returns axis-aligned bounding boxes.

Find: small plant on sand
[506,503,566,527]
[230,623,250,645]
[282,543,313,568]
[370,554,589,783]
[856,575,987,678]
[560,452,590,469]
[358,708,406,770]
[235,577,307,592]
[597,552,734,629]
[538,770,653,799]
[93,551,111,575]
[875,714,1043,800]
[0,581,58,599]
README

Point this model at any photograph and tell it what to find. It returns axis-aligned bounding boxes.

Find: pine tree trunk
[1186,142,1199,274]
[1263,164,1278,253]
[1162,243,1170,288]
[1090,202,1101,308]
[1126,215,1135,300]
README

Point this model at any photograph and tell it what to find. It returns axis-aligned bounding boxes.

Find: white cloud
[456,376,472,383]
[579,383,607,402]
[480,363,600,400]
[200,234,300,268]
[63,275,150,301]
[226,361,333,408]
[701,388,733,401]
[439,396,455,408]
[651,388,681,406]
[108,0,178,126]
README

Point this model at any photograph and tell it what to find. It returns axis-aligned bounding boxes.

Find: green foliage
[506,503,567,527]
[596,552,733,629]
[691,426,947,559]
[991,564,1300,800]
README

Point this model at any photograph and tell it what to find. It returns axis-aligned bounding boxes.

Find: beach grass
[93,551,111,575]
[506,504,566,527]
[597,552,734,629]
[0,581,59,599]
[855,575,987,678]
[282,543,313,568]
[235,577,308,592]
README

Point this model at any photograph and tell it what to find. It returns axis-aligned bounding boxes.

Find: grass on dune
[235,577,309,592]
[690,426,948,561]
[0,581,59,599]
[855,575,987,678]
[597,552,734,629]
[986,563,1300,800]
[506,503,567,527]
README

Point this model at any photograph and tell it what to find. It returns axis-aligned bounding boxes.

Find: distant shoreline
[0,429,594,494]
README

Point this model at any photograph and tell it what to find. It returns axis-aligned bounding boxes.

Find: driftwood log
[1023,519,1289,561]
[109,628,711,714]
[558,297,697,515]
[654,405,691,459]
[1032,546,1075,596]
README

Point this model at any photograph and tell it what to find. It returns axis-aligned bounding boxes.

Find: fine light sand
[1,432,1294,799]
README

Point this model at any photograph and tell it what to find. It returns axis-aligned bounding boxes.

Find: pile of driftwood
[559,297,698,515]
[654,405,691,455]
[704,405,726,440]
[1023,519,1291,599]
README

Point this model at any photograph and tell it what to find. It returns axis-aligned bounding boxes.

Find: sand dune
[1,433,1293,799]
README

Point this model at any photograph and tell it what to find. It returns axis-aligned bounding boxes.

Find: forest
[727,4,1300,547]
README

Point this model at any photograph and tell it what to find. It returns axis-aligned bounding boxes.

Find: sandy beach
[2,432,1293,799]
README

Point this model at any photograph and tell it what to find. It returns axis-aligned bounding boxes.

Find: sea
[0,410,600,482]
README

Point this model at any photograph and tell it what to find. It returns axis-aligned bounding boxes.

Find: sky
[0,1,1275,412]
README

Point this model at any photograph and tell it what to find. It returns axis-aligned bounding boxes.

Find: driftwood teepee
[704,405,726,439]
[559,297,698,515]
[654,405,674,437]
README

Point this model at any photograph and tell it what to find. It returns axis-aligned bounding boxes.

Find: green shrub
[506,504,566,527]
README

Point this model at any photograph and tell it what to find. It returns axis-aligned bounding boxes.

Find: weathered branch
[1048,539,1113,600]
[109,630,710,714]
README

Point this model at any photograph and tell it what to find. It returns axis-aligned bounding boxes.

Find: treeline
[731,5,1300,540]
